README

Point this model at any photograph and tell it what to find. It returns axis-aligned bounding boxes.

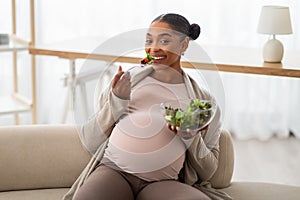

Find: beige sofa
[0,125,299,200]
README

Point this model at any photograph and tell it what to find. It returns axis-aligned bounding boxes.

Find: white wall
[1,0,299,138]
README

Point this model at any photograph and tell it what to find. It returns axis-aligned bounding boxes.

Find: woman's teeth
[152,56,165,60]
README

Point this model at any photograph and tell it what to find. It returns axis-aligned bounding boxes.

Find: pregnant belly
[111,108,179,152]
[105,110,186,174]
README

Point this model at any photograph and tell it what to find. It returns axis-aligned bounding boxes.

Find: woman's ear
[181,37,189,54]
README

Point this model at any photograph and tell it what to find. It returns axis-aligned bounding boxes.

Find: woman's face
[145,21,189,69]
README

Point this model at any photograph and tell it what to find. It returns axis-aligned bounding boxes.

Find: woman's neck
[151,65,184,84]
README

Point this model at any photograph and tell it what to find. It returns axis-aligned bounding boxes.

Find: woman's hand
[112,66,131,100]
[167,123,209,139]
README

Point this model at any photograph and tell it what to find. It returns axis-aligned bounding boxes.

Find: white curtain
[1,0,299,139]
[221,73,300,139]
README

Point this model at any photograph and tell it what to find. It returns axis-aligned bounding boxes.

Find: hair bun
[189,23,201,40]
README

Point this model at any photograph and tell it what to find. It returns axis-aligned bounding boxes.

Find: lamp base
[263,38,283,63]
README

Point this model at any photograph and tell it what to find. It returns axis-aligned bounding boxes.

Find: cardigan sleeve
[79,83,129,155]
[78,67,153,155]
[184,77,222,182]
[185,105,222,181]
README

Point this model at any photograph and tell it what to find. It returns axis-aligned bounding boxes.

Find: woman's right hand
[167,123,209,139]
[112,66,131,100]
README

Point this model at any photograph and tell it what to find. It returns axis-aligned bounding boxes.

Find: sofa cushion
[1,182,299,200]
[0,125,91,192]
[0,188,69,200]
[221,182,300,200]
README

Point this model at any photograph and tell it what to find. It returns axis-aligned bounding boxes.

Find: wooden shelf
[0,96,31,115]
[0,43,28,52]
[0,0,36,124]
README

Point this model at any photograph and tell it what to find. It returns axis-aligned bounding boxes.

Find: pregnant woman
[63,13,231,200]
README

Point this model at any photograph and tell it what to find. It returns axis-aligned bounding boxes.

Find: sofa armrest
[0,125,91,192]
[209,129,234,188]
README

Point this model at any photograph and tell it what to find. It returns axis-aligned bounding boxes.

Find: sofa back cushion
[0,125,91,192]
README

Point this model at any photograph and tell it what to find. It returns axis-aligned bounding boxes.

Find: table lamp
[257,6,292,63]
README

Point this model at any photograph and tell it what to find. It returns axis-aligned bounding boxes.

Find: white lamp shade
[257,6,293,35]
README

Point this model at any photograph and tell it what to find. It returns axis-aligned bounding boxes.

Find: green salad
[164,99,214,130]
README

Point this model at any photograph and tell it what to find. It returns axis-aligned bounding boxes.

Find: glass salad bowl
[160,99,217,132]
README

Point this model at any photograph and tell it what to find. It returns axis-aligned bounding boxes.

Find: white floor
[232,136,300,186]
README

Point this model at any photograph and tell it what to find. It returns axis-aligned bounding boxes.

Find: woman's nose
[149,47,160,53]
[148,43,160,53]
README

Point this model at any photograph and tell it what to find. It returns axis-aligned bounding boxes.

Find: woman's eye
[160,39,170,45]
[145,39,152,45]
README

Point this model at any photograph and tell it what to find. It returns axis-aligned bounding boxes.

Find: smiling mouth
[152,56,166,60]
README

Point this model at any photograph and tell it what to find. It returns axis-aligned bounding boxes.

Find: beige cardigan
[63,66,231,200]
